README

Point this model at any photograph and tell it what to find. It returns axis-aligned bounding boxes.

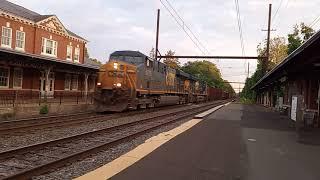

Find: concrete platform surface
[83,103,320,180]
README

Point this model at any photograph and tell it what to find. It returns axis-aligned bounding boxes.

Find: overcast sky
[8,0,320,91]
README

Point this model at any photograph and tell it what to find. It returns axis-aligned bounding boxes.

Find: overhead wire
[234,0,247,79]
[273,0,291,30]
[271,0,284,26]
[163,0,211,55]
[159,0,208,55]
[310,13,320,28]
[234,0,245,57]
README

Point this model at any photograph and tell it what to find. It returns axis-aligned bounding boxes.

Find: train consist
[94,50,231,112]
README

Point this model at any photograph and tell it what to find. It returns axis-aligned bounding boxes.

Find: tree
[149,47,155,59]
[90,58,102,65]
[257,36,288,70]
[84,47,90,60]
[163,50,180,69]
[241,22,314,101]
[287,23,315,54]
[181,60,235,94]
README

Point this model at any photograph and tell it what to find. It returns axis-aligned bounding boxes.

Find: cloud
[7,0,320,88]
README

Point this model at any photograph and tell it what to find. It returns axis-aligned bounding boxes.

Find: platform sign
[291,96,298,121]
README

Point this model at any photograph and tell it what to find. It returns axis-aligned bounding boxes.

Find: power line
[310,13,320,28]
[159,0,207,55]
[234,0,245,57]
[272,0,284,24]
[163,0,211,55]
[273,0,290,30]
[234,0,247,75]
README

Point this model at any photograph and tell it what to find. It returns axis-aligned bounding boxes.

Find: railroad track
[0,101,228,180]
[0,103,192,135]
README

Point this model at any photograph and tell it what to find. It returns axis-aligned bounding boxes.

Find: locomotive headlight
[116,83,122,87]
[113,62,118,69]
[97,82,102,86]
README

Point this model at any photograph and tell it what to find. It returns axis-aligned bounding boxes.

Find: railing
[0,90,94,107]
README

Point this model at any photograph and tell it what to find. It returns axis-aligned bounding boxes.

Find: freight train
[94,51,209,112]
[94,50,233,112]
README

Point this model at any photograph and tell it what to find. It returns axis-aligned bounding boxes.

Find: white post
[44,67,52,100]
[84,73,89,97]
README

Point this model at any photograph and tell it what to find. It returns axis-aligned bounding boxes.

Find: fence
[0,90,94,107]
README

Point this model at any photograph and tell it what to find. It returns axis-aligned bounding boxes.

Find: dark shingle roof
[33,15,54,22]
[0,0,86,41]
[0,0,39,20]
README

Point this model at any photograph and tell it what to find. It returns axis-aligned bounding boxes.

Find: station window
[66,45,72,60]
[0,67,9,88]
[13,68,23,88]
[41,38,57,57]
[1,27,12,48]
[64,74,71,90]
[71,75,78,90]
[15,31,25,51]
[89,77,96,91]
[74,47,80,63]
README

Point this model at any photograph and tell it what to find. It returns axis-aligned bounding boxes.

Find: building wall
[0,16,85,64]
[35,28,85,63]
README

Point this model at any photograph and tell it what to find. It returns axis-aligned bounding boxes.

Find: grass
[240,97,255,104]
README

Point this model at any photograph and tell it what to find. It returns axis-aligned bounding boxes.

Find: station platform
[77,103,320,180]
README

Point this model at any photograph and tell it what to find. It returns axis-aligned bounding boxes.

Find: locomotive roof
[110,50,202,82]
[110,51,147,57]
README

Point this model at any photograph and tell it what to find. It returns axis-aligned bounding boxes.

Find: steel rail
[1,100,229,180]
[0,104,188,134]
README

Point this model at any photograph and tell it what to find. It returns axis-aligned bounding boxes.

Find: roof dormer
[36,15,67,34]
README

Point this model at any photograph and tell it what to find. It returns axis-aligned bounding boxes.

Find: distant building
[0,0,99,99]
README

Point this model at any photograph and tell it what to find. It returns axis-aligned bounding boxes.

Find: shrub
[240,97,255,104]
[1,112,14,120]
[39,105,49,115]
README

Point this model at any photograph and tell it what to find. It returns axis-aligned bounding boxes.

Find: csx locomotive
[94,51,208,112]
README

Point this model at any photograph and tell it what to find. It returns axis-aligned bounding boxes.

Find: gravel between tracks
[32,114,195,180]
[0,103,210,152]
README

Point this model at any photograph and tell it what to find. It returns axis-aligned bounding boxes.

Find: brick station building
[0,0,99,108]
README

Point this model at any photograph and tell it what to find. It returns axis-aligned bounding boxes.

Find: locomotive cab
[95,60,137,112]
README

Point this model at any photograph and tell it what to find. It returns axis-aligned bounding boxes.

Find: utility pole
[265,4,272,75]
[155,9,160,61]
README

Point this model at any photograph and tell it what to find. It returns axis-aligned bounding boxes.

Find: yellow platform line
[75,103,229,180]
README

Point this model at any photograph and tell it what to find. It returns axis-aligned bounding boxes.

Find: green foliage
[240,97,255,104]
[241,22,314,101]
[39,105,49,115]
[257,36,288,70]
[149,47,155,59]
[240,64,263,100]
[1,112,15,120]
[163,50,181,69]
[181,60,235,94]
[287,23,315,54]
[90,58,102,65]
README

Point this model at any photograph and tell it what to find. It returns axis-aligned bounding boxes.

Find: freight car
[207,87,233,101]
[94,51,208,112]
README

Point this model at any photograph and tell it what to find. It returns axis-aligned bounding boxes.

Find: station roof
[252,29,320,90]
[0,47,100,71]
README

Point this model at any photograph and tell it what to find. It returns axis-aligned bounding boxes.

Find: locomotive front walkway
[79,103,320,180]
